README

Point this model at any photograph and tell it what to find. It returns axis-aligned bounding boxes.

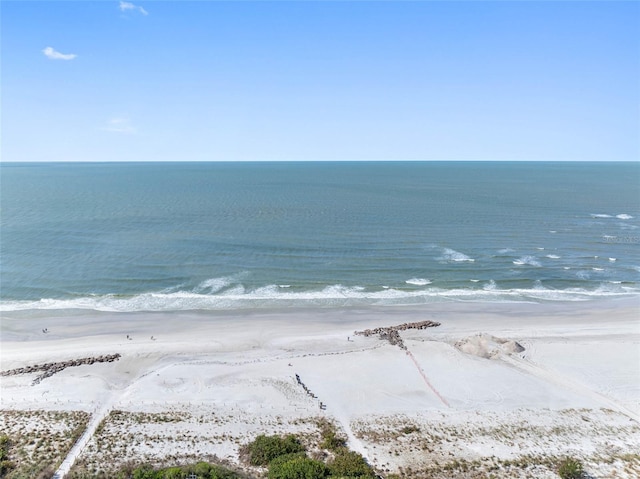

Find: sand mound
[455,334,525,359]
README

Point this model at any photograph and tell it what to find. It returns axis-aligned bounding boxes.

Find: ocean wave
[545,254,561,259]
[616,214,634,220]
[591,213,613,218]
[405,278,432,286]
[483,280,497,290]
[2,282,638,312]
[512,255,541,267]
[439,248,475,263]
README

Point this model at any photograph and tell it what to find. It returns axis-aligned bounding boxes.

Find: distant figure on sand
[42,328,48,334]
[151,336,156,341]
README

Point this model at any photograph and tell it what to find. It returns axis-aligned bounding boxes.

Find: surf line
[405,349,450,408]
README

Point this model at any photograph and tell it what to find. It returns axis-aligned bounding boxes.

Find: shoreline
[1,298,639,477]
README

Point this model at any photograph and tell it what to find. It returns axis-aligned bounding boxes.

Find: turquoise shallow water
[1,161,638,311]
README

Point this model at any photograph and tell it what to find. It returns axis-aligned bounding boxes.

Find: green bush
[161,467,186,479]
[268,455,328,479]
[329,450,375,478]
[107,462,243,479]
[208,464,244,479]
[557,458,584,479]
[0,434,13,475]
[133,464,161,479]
[317,421,346,451]
[246,434,306,466]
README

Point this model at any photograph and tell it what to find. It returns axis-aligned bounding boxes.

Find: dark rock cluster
[1,354,121,385]
[354,320,441,349]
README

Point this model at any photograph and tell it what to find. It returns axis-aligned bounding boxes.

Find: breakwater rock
[354,320,440,349]
[1,354,121,385]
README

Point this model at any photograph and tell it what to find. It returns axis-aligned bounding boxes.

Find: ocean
[1,161,638,312]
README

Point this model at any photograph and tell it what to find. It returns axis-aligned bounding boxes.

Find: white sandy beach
[1,298,639,478]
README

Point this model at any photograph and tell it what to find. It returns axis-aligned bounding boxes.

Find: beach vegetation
[267,454,328,479]
[327,450,375,478]
[0,434,15,475]
[317,420,346,452]
[557,457,584,479]
[65,461,248,479]
[243,434,305,466]
[132,464,157,479]
[399,425,420,435]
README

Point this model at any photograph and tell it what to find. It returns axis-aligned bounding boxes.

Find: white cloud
[42,46,77,60]
[119,1,148,16]
[102,117,136,134]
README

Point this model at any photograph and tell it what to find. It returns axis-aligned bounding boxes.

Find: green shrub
[0,434,12,475]
[329,450,375,478]
[317,421,347,451]
[268,455,328,479]
[161,467,186,479]
[245,434,306,466]
[208,464,244,479]
[133,464,161,479]
[557,458,584,479]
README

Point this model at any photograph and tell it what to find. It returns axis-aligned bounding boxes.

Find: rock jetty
[1,354,121,385]
[355,320,440,349]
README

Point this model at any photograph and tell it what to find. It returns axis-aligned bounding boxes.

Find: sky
[1,0,639,162]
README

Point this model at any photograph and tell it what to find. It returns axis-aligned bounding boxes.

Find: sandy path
[52,392,117,479]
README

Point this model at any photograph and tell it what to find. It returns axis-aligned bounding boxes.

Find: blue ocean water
[1,162,638,311]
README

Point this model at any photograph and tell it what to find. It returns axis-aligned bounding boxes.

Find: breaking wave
[405,278,432,286]
[512,256,541,267]
[439,248,475,263]
[2,282,637,312]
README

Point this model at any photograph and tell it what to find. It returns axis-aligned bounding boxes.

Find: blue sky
[2,1,638,162]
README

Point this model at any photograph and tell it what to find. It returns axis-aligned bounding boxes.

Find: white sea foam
[545,254,561,259]
[194,277,232,294]
[576,271,591,280]
[2,281,638,312]
[536,247,545,251]
[193,273,247,294]
[497,248,514,254]
[591,213,613,218]
[616,214,634,220]
[512,256,541,267]
[592,268,604,272]
[439,248,475,262]
[608,258,616,262]
[470,279,480,282]
[406,278,432,286]
[483,280,497,290]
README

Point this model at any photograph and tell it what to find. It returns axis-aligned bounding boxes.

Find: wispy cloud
[42,46,77,60]
[119,1,148,16]
[102,117,136,134]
